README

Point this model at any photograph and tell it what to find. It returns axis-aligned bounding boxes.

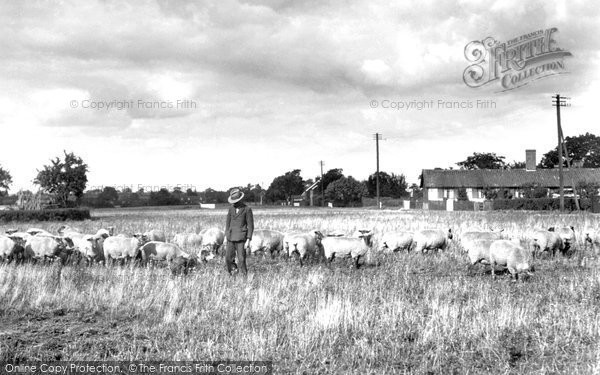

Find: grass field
[1,207,600,374]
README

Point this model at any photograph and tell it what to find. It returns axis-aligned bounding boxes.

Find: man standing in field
[225,188,254,276]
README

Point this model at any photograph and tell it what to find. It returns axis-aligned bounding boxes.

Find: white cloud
[0,0,598,192]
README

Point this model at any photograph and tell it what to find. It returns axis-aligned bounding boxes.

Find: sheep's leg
[354,255,361,269]
[491,262,496,279]
[327,254,335,269]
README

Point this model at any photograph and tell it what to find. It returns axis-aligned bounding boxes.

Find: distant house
[292,179,321,207]
[420,150,600,203]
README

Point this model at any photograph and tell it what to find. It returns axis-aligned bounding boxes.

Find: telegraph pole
[373,133,383,209]
[319,160,325,207]
[552,94,569,212]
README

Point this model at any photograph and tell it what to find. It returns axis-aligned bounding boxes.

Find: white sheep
[459,230,504,253]
[199,227,225,255]
[530,229,563,258]
[320,231,373,269]
[283,231,324,266]
[143,229,166,242]
[548,226,576,255]
[249,229,285,258]
[413,229,453,253]
[173,232,203,250]
[379,231,413,252]
[0,235,25,262]
[103,234,145,264]
[489,240,535,281]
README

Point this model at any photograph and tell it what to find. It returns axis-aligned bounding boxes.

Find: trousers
[226,240,247,276]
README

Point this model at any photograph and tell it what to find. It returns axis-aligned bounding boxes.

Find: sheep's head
[8,235,26,248]
[314,231,324,244]
[585,233,593,243]
[447,229,453,240]
[200,245,216,262]
[358,231,374,247]
[133,233,149,246]
[548,227,555,232]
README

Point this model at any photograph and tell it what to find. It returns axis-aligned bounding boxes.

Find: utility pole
[319,160,325,207]
[373,133,383,209]
[552,94,569,212]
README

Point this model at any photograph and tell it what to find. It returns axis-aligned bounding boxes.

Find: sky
[0,0,598,193]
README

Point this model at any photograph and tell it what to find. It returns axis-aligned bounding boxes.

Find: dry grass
[1,207,600,374]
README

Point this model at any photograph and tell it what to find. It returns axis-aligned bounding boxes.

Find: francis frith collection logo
[463,27,572,91]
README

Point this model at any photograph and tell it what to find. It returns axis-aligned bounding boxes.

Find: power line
[552,94,570,212]
[319,160,325,207]
[373,133,383,209]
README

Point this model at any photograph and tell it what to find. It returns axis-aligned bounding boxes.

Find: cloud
[0,0,598,191]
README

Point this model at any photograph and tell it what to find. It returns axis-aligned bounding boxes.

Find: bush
[493,198,591,211]
[0,208,91,222]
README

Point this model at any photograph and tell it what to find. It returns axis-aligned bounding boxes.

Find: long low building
[420,150,600,203]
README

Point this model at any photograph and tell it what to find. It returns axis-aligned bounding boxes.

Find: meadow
[1,207,600,374]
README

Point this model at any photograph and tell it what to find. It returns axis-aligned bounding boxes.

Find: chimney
[525,149,536,171]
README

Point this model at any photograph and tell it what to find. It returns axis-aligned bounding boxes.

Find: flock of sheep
[0,223,597,279]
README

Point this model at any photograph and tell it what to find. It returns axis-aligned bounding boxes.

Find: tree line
[0,152,410,208]
[1,133,599,208]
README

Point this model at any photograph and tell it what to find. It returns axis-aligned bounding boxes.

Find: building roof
[421,168,600,188]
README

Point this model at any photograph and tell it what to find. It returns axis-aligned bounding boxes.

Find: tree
[366,172,409,198]
[149,188,180,206]
[539,133,600,168]
[576,180,600,199]
[0,164,12,197]
[266,169,304,204]
[95,186,119,208]
[325,176,367,207]
[202,188,228,204]
[456,152,507,170]
[507,161,526,169]
[34,151,88,207]
[318,168,344,192]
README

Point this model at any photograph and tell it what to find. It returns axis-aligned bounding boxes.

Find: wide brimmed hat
[228,188,245,204]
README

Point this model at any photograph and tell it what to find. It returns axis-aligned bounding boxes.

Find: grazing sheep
[103,234,145,264]
[530,229,563,258]
[489,240,535,281]
[199,227,225,255]
[143,229,166,242]
[169,255,198,275]
[249,229,284,258]
[173,232,204,249]
[284,231,324,266]
[24,235,71,263]
[464,238,495,272]
[459,230,504,253]
[140,241,191,262]
[380,231,413,252]
[320,231,373,269]
[548,226,576,255]
[413,229,453,253]
[0,235,25,262]
[73,234,104,263]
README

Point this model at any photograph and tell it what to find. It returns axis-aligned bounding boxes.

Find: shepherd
[225,188,254,276]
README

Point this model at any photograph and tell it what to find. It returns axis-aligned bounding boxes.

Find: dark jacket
[225,204,254,242]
